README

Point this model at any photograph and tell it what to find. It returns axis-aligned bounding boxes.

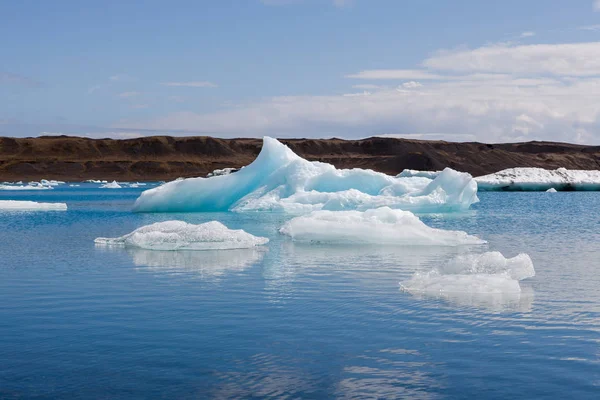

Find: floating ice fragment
[280,207,485,246]
[0,200,67,211]
[476,167,600,191]
[546,188,557,193]
[401,252,535,294]
[133,137,478,213]
[95,220,269,250]
[207,167,239,177]
[397,169,442,179]
[100,180,122,189]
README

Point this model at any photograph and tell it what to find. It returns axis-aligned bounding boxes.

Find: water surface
[1,186,600,398]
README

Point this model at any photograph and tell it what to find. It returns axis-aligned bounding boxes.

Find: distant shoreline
[1,135,599,181]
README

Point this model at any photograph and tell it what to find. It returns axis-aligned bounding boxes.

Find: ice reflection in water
[98,245,266,279]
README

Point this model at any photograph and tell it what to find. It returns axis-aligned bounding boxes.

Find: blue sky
[2,0,600,143]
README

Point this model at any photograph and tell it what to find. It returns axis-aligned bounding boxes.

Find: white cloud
[118,91,140,98]
[346,69,447,80]
[423,42,600,76]
[580,24,600,31]
[401,81,423,89]
[114,40,600,144]
[161,81,217,88]
[352,84,382,90]
[520,31,535,38]
[342,91,371,97]
[114,75,600,144]
[594,0,600,11]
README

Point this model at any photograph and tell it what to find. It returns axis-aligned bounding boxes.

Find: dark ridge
[1,135,599,181]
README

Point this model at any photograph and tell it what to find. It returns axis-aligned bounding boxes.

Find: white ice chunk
[40,179,65,186]
[133,137,479,213]
[207,167,238,177]
[476,167,600,191]
[279,207,485,246]
[401,252,535,294]
[397,169,442,179]
[100,180,122,189]
[94,220,269,250]
[546,188,557,192]
[0,182,53,190]
[0,200,67,211]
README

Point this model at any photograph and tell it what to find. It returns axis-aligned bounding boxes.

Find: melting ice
[280,207,484,246]
[94,220,269,251]
[401,251,535,294]
[133,137,479,213]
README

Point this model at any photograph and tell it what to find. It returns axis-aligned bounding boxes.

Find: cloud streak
[161,81,218,88]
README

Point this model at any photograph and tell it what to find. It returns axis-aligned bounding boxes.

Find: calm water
[1,185,600,399]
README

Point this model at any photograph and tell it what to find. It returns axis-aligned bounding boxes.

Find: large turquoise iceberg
[133,137,478,213]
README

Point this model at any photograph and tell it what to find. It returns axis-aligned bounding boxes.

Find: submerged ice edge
[132,137,479,213]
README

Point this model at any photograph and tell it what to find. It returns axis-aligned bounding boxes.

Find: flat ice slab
[133,137,479,213]
[0,200,67,211]
[279,207,485,246]
[401,251,535,294]
[476,167,600,191]
[95,220,269,250]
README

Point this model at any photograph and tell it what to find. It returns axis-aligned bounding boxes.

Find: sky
[3,0,600,143]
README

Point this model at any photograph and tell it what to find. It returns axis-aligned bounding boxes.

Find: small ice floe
[401,252,535,295]
[279,207,485,246]
[100,181,122,189]
[546,188,557,193]
[476,167,600,191]
[95,220,269,250]
[0,200,67,211]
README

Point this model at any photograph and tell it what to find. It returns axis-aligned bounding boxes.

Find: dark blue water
[1,186,600,399]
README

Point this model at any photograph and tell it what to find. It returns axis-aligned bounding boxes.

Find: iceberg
[397,169,442,179]
[279,207,485,246]
[133,137,478,213]
[94,220,269,250]
[476,167,600,191]
[401,252,535,295]
[546,188,557,193]
[100,180,122,189]
[0,200,67,211]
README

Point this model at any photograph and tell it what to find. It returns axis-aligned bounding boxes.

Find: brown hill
[1,135,599,181]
